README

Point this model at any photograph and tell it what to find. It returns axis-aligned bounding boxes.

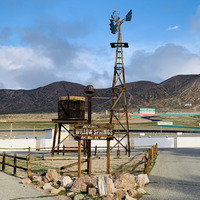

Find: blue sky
[0,0,200,89]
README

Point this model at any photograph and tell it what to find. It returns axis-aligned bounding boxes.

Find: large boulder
[113,189,126,200]
[137,187,146,195]
[51,188,61,194]
[114,173,137,190]
[32,175,42,182]
[65,197,72,200]
[71,175,94,193]
[63,176,73,188]
[127,189,137,197]
[42,183,54,190]
[102,196,113,200]
[74,194,85,200]
[135,174,149,187]
[44,169,58,183]
[21,178,31,184]
[125,194,137,200]
[53,178,62,187]
[96,175,115,196]
[88,187,97,196]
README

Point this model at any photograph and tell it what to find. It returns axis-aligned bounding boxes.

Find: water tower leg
[57,123,61,156]
[51,123,58,157]
[78,138,81,178]
[107,139,111,174]
[83,140,86,156]
[87,139,92,176]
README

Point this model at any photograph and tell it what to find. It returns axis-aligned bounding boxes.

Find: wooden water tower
[51,96,87,156]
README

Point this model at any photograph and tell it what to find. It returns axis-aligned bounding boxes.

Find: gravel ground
[143,148,200,200]
[0,172,61,200]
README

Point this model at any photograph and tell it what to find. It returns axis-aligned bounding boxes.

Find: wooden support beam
[54,130,74,150]
[83,140,86,156]
[111,135,127,150]
[87,140,92,177]
[57,123,61,156]
[51,124,58,156]
[60,159,87,170]
[60,169,87,175]
[78,139,81,178]
[107,139,111,174]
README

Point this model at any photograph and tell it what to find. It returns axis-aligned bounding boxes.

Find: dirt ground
[33,140,145,177]
[3,151,145,180]
[38,153,145,178]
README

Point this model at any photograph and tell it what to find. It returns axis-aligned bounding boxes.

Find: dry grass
[0,113,57,122]
[0,112,199,136]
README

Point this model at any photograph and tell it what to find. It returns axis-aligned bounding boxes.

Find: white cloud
[167,25,179,31]
[190,5,200,33]
[0,46,53,70]
[0,43,199,90]
[126,43,200,83]
[0,44,113,89]
[0,46,55,89]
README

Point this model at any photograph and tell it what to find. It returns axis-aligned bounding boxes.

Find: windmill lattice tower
[109,9,132,156]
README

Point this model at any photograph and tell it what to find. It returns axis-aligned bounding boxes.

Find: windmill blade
[109,19,119,34]
[125,9,132,21]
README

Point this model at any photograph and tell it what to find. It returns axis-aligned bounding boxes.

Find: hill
[0,74,199,114]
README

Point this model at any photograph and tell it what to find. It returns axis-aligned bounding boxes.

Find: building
[138,108,155,115]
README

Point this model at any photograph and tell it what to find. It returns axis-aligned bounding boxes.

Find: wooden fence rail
[109,144,158,176]
[0,151,31,178]
[144,143,158,174]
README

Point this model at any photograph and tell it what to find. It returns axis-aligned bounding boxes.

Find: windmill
[109,9,132,157]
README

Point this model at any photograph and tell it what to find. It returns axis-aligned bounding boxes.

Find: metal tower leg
[110,24,130,157]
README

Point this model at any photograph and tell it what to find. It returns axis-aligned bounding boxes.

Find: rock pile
[21,170,149,200]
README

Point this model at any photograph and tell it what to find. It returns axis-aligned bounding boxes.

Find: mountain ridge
[0,74,199,114]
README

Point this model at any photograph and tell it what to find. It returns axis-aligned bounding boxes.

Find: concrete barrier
[177,137,200,148]
[0,138,36,151]
[134,137,174,148]
[91,139,126,149]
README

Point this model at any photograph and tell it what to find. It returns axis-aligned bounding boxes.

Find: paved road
[143,148,200,200]
[0,172,60,200]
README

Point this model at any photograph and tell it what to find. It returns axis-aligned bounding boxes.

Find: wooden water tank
[58,96,85,119]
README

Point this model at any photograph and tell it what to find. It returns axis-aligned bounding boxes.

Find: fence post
[155,143,158,155]
[145,149,152,174]
[154,145,156,157]
[117,149,120,158]
[125,145,128,155]
[144,149,149,174]
[28,147,31,156]
[26,155,31,178]
[95,145,97,156]
[151,146,154,162]
[63,146,65,156]
[2,152,5,171]
[14,153,17,175]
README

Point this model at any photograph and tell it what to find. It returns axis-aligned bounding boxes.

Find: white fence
[2,137,200,151]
